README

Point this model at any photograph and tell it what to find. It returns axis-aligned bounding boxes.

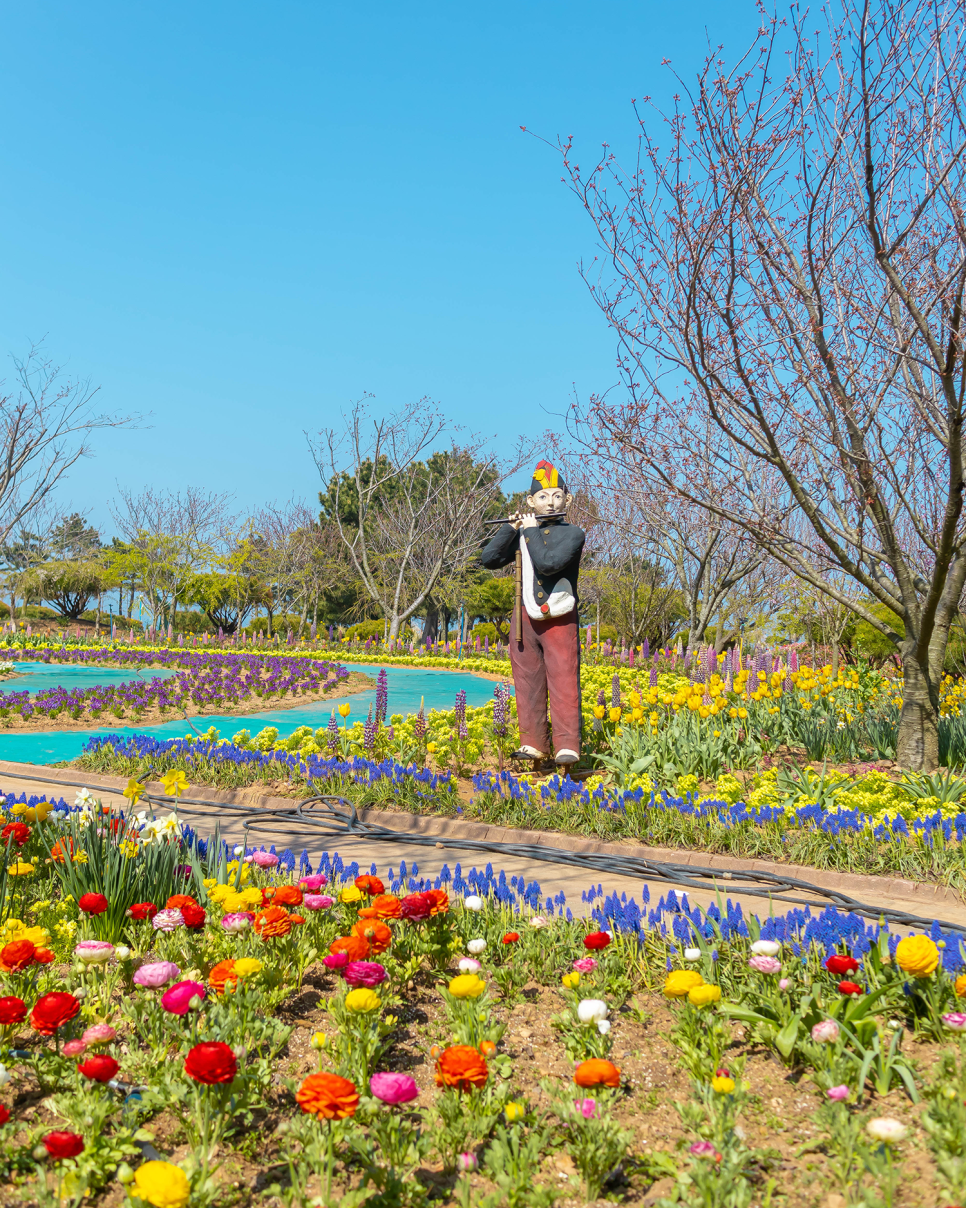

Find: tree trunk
[896,644,940,771]
[421,601,439,646]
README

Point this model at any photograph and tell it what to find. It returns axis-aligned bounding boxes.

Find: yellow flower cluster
[207,883,263,912]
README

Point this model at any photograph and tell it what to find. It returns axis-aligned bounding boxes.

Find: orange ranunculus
[166,894,198,911]
[352,918,392,955]
[209,959,238,994]
[427,889,449,915]
[50,837,74,864]
[363,894,402,920]
[265,885,303,907]
[253,906,293,939]
[354,875,385,896]
[0,940,37,972]
[296,1072,360,1119]
[574,1059,621,1089]
[330,934,370,961]
[435,1045,489,1091]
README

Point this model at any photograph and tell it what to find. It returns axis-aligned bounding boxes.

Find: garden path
[1,759,962,935]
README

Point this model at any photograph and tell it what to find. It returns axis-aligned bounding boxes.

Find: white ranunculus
[683,947,701,961]
[866,1118,907,1144]
[750,940,781,956]
[467,939,487,955]
[577,999,609,1024]
[463,895,484,912]
[458,958,482,973]
[597,1019,611,1035]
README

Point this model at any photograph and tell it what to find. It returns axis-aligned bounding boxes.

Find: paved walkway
[1,759,963,931]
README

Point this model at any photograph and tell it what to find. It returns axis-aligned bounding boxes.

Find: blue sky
[0,1,758,535]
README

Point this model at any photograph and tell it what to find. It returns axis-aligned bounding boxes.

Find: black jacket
[480,519,585,616]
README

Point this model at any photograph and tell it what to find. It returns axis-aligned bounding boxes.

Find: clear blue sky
[0,1,757,535]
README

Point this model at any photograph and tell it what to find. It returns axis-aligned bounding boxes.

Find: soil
[0,969,944,1208]
[0,668,374,733]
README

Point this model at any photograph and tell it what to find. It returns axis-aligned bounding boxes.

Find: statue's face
[526,487,569,515]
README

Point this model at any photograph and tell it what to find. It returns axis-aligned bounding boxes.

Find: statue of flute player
[481,460,585,771]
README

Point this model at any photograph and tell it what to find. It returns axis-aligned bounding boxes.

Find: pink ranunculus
[298,874,328,891]
[151,908,185,933]
[827,1085,850,1101]
[689,1141,718,1158]
[221,912,254,932]
[323,952,350,971]
[748,955,781,975]
[160,980,206,1016]
[62,1039,87,1057]
[344,961,387,989]
[573,957,598,973]
[811,1020,840,1044]
[943,1012,966,1032]
[778,978,791,991]
[302,894,333,911]
[82,1024,117,1046]
[574,1097,598,1118]
[370,1071,419,1104]
[74,940,115,965]
[133,961,182,989]
[245,850,279,868]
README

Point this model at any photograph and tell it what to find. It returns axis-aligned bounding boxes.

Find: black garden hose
[9,767,964,935]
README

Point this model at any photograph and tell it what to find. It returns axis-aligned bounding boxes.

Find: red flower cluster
[31,992,80,1036]
[824,954,859,976]
[355,874,385,896]
[1,821,30,846]
[502,932,520,944]
[78,893,109,916]
[0,1104,9,1126]
[127,901,158,921]
[0,996,27,1026]
[399,889,449,921]
[838,980,864,996]
[184,1041,237,1085]
[583,931,611,951]
[1,939,54,972]
[78,1055,120,1083]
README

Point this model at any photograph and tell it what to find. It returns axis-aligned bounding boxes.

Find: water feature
[0,659,508,765]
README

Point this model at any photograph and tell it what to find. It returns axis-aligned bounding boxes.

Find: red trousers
[509,608,582,757]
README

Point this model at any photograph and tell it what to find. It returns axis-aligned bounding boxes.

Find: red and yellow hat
[530,459,567,495]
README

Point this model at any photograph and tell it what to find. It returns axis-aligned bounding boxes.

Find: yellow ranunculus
[221,892,250,913]
[711,1076,735,1094]
[663,970,704,998]
[0,920,49,947]
[345,988,381,1014]
[132,1160,191,1208]
[504,1101,525,1121]
[448,974,486,999]
[561,972,580,989]
[955,974,966,999]
[234,958,263,979]
[8,861,35,876]
[688,983,722,1007]
[895,935,939,978]
[207,883,232,903]
[340,885,363,904]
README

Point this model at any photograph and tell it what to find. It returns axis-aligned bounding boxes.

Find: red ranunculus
[400,891,433,922]
[1,821,30,846]
[824,954,859,976]
[184,1041,237,1085]
[0,996,27,1025]
[838,980,864,996]
[127,901,158,921]
[77,893,109,916]
[31,991,81,1036]
[502,932,520,944]
[43,1131,84,1159]
[0,940,37,971]
[583,931,611,951]
[181,903,206,929]
[33,948,55,965]
[77,1055,120,1082]
[0,1104,9,1126]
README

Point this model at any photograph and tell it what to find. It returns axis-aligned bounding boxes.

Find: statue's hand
[519,513,539,530]
[508,511,524,530]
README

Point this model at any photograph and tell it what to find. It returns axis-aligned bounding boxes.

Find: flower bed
[0,651,359,730]
[2,787,966,1206]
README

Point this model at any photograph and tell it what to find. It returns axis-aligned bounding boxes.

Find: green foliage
[851,603,904,665]
[345,619,387,640]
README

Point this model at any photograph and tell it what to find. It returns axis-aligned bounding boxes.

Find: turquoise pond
[0,661,508,765]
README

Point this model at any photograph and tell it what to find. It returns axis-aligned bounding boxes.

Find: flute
[483,511,568,526]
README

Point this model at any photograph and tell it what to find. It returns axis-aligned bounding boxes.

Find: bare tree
[557,0,966,769]
[313,400,529,638]
[0,345,133,546]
